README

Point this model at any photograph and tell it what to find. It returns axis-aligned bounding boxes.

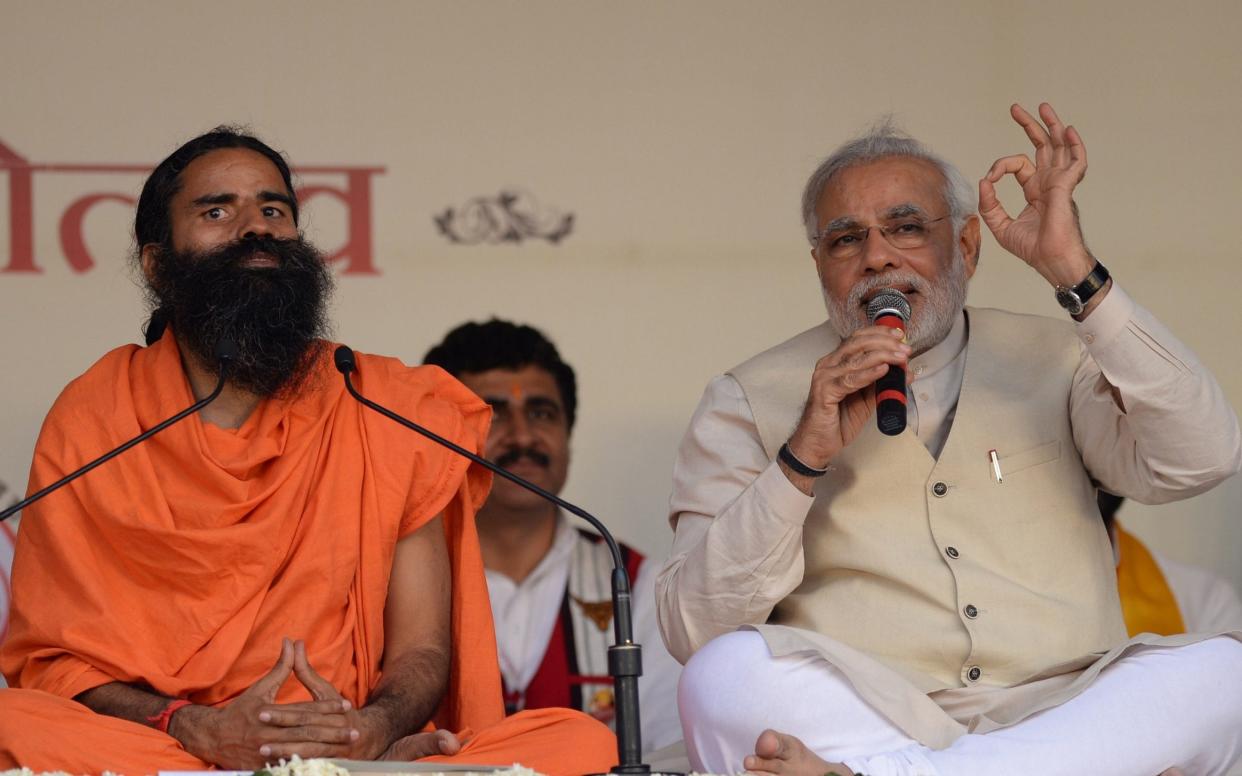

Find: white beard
[822,250,969,354]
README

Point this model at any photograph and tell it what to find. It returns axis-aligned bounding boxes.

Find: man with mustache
[657,104,1242,776]
[0,128,614,775]
[424,319,683,755]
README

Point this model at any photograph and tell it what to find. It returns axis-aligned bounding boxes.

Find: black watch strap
[779,442,829,478]
[1055,261,1110,315]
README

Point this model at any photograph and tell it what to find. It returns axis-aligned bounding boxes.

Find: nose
[237,204,273,241]
[859,226,903,274]
[502,409,534,448]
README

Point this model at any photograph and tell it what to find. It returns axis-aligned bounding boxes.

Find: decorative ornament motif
[571,594,614,632]
[434,190,574,245]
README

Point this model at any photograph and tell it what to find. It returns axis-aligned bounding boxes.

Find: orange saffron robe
[0,331,615,775]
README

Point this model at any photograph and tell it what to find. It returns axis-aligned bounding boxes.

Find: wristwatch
[1054,261,1110,316]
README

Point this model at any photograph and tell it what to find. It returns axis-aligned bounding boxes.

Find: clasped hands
[171,638,458,769]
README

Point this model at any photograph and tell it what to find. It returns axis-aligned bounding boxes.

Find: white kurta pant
[679,631,1242,776]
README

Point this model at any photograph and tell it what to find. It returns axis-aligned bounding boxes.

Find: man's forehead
[459,366,562,403]
[176,148,290,200]
[816,156,946,222]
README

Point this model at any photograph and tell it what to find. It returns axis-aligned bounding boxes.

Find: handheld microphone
[866,290,911,437]
[333,345,655,776]
[0,338,237,523]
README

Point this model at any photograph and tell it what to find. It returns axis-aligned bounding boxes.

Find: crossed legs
[678,630,1242,776]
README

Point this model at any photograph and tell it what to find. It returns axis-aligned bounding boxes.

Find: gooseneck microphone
[0,339,237,523]
[866,289,911,437]
[333,345,655,776]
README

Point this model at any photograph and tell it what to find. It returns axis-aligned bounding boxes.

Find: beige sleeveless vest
[728,307,1126,692]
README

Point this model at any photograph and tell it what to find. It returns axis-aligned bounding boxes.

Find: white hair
[801,117,976,245]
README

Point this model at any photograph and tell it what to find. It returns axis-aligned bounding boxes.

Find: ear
[959,215,982,279]
[140,243,160,286]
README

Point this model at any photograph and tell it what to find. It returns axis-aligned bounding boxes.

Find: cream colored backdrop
[2,1,1239,598]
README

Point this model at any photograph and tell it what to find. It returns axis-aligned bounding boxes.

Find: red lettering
[297,167,383,276]
[59,193,137,274]
[0,137,386,277]
[0,140,37,274]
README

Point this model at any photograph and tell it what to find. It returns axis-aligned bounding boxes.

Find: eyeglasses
[813,215,950,260]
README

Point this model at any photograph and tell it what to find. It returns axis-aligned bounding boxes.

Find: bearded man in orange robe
[0,128,615,776]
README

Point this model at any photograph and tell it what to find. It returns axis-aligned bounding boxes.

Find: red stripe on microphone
[875,313,905,331]
[877,389,907,405]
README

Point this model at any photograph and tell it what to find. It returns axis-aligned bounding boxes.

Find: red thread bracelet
[147,699,192,734]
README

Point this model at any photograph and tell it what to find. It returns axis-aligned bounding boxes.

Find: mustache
[495,447,550,469]
[186,234,317,273]
[846,271,929,313]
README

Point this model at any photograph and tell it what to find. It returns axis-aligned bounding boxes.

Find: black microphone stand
[334,346,657,775]
[0,342,235,523]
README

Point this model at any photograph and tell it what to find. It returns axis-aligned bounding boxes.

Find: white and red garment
[485,514,683,753]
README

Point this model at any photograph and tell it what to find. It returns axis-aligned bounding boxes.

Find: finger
[819,346,909,386]
[828,326,912,354]
[1039,103,1070,167]
[258,707,351,728]
[985,154,1037,187]
[827,334,910,366]
[260,723,359,746]
[1065,125,1088,177]
[829,362,896,395]
[259,740,357,762]
[293,640,344,702]
[435,729,462,756]
[251,638,295,701]
[260,699,352,720]
[1010,103,1051,166]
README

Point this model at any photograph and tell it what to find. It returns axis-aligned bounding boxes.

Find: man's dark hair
[1097,489,1124,534]
[424,319,578,430]
[135,126,299,251]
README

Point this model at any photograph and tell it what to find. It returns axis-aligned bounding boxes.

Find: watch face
[1056,288,1085,315]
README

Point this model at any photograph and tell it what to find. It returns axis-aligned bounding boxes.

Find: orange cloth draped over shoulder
[1115,523,1186,638]
[0,331,615,776]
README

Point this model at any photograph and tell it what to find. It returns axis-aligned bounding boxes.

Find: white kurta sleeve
[1069,283,1242,503]
[631,555,686,753]
[655,375,814,664]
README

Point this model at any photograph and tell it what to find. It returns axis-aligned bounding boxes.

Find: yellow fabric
[1115,524,1186,637]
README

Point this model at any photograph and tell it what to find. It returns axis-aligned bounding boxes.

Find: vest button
[967,665,982,681]
[932,481,949,497]
[964,604,978,618]
[945,546,960,559]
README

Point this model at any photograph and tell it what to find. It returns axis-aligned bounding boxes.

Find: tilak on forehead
[509,381,524,402]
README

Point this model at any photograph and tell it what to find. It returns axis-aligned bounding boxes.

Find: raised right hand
[170,638,357,769]
[783,325,910,493]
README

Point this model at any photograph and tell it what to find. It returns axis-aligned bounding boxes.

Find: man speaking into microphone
[0,127,614,775]
[657,104,1242,775]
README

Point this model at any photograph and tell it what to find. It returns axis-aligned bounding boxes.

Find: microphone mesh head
[213,337,239,363]
[866,289,911,323]
[333,345,357,374]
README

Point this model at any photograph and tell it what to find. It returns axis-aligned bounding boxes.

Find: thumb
[293,639,344,702]
[977,177,1011,238]
[251,637,294,701]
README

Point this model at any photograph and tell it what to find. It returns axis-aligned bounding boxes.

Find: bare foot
[380,729,462,760]
[743,729,854,775]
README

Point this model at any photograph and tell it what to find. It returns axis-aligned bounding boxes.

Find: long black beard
[147,235,335,397]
